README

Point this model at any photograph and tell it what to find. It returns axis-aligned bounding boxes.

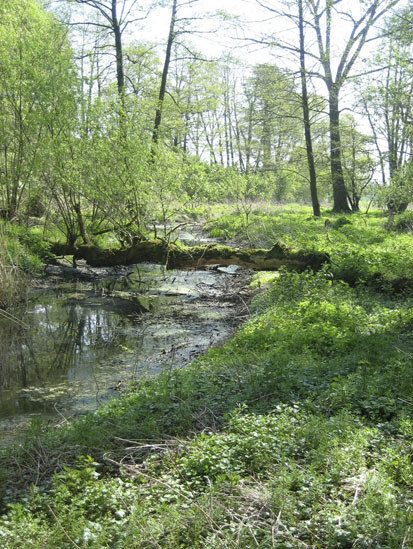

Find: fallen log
[53,240,329,271]
[51,240,329,271]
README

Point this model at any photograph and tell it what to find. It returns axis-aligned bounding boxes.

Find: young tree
[237,63,303,198]
[165,49,223,156]
[298,0,320,216]
[0,0,77,219]
[340,115,376,211]
[360,6,412,212]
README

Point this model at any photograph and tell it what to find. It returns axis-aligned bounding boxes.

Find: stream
[0,231,252,445]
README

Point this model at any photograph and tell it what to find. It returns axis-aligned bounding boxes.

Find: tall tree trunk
[233,102,245,171]
[112,0,125,101]
[298,0,320,217]
[217,116,225,165]
[329,86,350,212]
[152,0,177,149]
[74,202,89,244]
[261,103,272,174]
[223,91,230,166]
[228,111,235,167]
[245,103,254,173]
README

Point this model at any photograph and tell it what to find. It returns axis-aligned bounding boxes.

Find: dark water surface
[0,263,249,444]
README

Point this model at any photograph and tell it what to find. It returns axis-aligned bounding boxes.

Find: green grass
[0,207,412,547]
[0,264,412,547]
[207,206,413,290]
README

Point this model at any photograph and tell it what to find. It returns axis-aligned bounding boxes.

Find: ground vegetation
[0,0,412,546]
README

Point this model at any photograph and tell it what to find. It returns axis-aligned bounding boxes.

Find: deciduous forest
[0,0,412,547]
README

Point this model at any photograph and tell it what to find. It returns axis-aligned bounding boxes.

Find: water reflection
[0,264,242,442]
[0,292,142,419]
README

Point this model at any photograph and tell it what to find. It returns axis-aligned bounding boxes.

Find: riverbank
[0,208,412,547]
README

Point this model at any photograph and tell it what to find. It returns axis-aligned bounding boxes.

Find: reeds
[0,223,27,309]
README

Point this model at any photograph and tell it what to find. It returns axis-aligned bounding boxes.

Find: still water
[0,263,248,443]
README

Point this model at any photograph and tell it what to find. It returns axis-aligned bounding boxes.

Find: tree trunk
[152,0,177,149]
[329,86,350,212]
[74,202,89,244]
[298,0,320,217]
[112,0,125,101]
[261,103,272,174]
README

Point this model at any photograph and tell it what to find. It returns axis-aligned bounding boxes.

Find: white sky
[58,0,406,142]
[137,1,386,106]
[139,0,390,64]
[137,0,260,56]
[61,0,402,79]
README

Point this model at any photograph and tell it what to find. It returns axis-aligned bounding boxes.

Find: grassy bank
[0,221,50,309]
[208,205,413,290]
[0,208,412,548]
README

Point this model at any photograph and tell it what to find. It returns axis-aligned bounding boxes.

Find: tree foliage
[0,0,77,218]
[0,0,411,236]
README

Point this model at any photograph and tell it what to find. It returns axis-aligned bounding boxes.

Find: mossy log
[51,240,329,271]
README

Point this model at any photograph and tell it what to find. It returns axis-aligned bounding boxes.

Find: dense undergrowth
[0,207,412,547]
[208,205,413,290]
[0,222,50,309]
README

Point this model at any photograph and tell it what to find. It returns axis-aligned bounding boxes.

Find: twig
[397,397,412,406]
[402,527,411,548]
[47,505,81,549]
[0,308,30,329]
[53,404,70,425]
[237,293,250,314]
[352,486,361,505]
[395,346,413,359]
[272,509,282,544]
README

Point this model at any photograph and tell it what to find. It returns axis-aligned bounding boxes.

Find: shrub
[0,224,28,309]
[389,210,413,231]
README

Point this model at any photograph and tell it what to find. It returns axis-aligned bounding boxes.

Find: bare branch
[68,21,112,29]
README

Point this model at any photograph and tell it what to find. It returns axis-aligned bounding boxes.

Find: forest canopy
[0,0,411,242]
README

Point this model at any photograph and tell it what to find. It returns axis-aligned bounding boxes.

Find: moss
[250,271,280,289]
[49,238,330,272]
[265,241,289,258]
[50,241,75,256]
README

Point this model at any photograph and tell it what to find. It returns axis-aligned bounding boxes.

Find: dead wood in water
[51,240,329,271]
